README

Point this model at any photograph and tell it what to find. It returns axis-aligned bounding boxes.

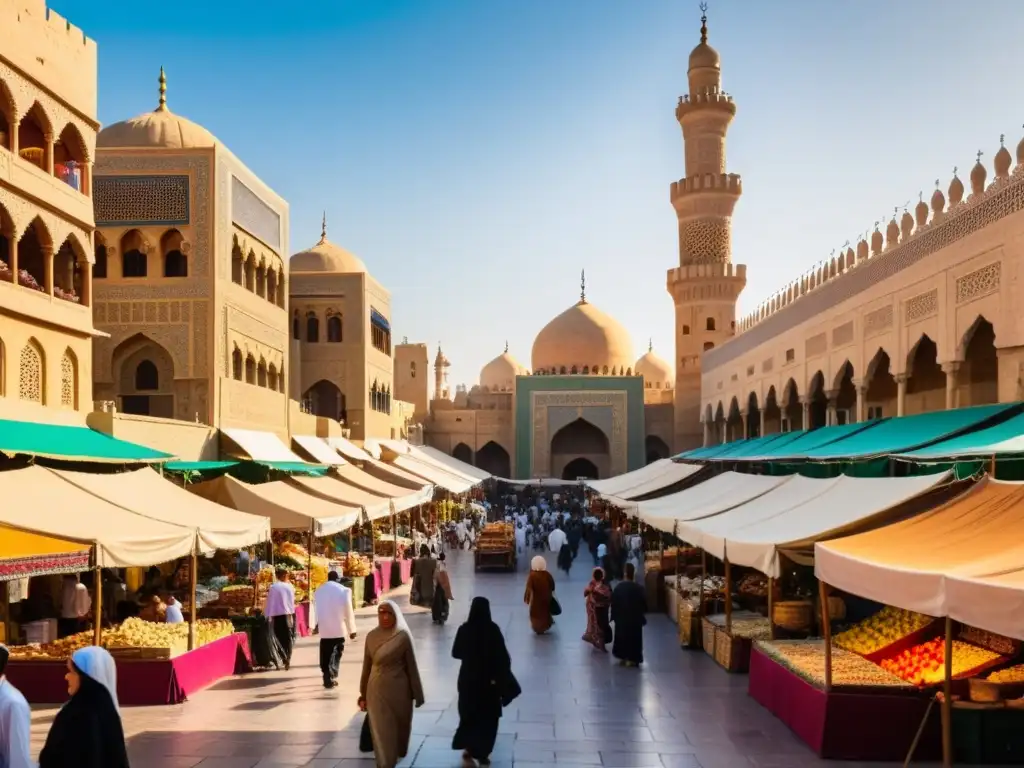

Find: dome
[97,68,218,150]
[531,295,634,374]
[635,344,672,388]
[480,345,526,391]
[688,42,721,71]
[290,216,366,274]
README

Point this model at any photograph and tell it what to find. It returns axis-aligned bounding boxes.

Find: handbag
[500,670,522,707]
[549,596,562,616]
[359,713,374,753]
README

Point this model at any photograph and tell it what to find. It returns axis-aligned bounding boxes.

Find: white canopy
[189,475,361,536]
[292,435,345,466]
[608,462,703,501]
[707,473,949,577]
[333,463,432,514]
[391,454,474,494]
[621,472,791,531]
[288,476,392,521]
[413,445,491,482]
[586,459,673,495]
[0,466,196,567]
[328,436,375,463]
[814,476,1020,617]
[49,467,271,554]
[222,428,308,463]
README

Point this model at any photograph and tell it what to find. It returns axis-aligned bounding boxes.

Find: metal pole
[724,559,733,636]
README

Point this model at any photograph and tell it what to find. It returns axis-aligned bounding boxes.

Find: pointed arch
[161,228,187,277]
[17,216,51,291]
[60,347,79,409]
[17,101,51,171]
[120,229,148,277]
[905,334,944,414]
[303,379,346,421]
[231,236,244,284]
[452,443,473,464]
[864,347,896,420]
[475,441,511,478]
[54,122,89,192]
[231,345,243,380]
[244,353,257,384]
[806,371,827,428]
[960,315,998,406]
[257,356,268,388]
[746,391,761,438]
[18,338,45,404]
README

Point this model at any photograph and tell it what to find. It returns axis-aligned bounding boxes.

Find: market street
[28,550,958,767]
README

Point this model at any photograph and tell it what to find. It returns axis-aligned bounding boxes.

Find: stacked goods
[676,575,725,601]
[7,618,234,660]
[342,552,372,577]
[988,666,1024,683]
[879,638,1003,686]
[218,584,256,613]
[756,640,913,689]
[737,573,768,598]
[729,616,772,641]
[477,523,514,551]
[834,606,936,656]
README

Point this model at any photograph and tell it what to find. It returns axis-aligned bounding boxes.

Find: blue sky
[59,0,1024,389]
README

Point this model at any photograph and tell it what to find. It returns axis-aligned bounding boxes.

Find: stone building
[289,218,402,441]
[0,0,98,422]
[697,24,1024,445]
[89,70,292,441]
[408,277,676,480]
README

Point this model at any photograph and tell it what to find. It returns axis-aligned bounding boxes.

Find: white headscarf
[379,599,414,650]
[531,555,547,572]
[71,646,120,714]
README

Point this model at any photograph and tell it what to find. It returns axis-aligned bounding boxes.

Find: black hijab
[39,662,130,768]
[452,598,509,681]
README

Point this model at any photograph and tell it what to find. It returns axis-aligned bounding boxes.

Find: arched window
[121,230,148,278]
[703,341,715,351]
[244,253,256,292]
[570,365,578,374]
[60,350,77,409]
[705,317,716,332]
[267,269,278,305]
[231,348,242,380]
[18,341,44,403]
[306,313,319,343]
[257,359,268,387]
[93,242,107,279]
[135,360,159,391]
[682,324,690,335]
[268,364,278,391]
[231,242,243,284]
[292,312,300,340]
[327,314,342,343]
[161,229,187,277]
[245,355,256,384]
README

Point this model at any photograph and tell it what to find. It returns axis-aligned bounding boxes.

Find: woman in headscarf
[410,545,436,608]
[451,597,512,765]
[523,556,555,635]
[582,567,613,652]
[358,600,425,768]
[611,562,648,666]
[39,646,130,768]
[432,552,453,624]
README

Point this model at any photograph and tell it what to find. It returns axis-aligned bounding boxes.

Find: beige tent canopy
[373,439,484,486]
[328,437,429,490]
[586,459,673,496]
[222,428,308,463]
[413,444,491,483]
[814,476,1023,618]
[292,435,346,466]
[0,466,196,567]
[48,467,271,554]
[390,454,474,494]
[288,476,392,521]
[190,475,360,536]
[332,463,432,513]
[606,462,703,501]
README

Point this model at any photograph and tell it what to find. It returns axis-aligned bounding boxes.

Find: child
[432,552,453,624]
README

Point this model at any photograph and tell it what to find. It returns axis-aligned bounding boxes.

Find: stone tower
[667,6,747,451]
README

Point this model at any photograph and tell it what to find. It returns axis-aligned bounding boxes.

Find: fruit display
[218,584,256,612]
[879,638,1003,686]
[477,523,514,552]
[987,665,1024,683]
[737,573,769,597]
[675,575,725,599]
[7,618,234,661]
[706,612,772,641]
[834,606,936,656]
[757,639,913,689]
[342,552,372,577]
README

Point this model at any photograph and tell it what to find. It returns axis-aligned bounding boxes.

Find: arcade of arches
[646,435,671,464]
[445,441,512,479]
[303,379,347,422]
[704,319,1000,444]
[551,417,609,480]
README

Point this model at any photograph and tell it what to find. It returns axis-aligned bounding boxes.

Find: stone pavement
[28,550,964,767]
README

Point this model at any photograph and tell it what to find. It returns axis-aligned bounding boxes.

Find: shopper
[313,572,357,688]
[264,569,296,670]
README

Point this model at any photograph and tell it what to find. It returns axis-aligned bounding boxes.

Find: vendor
[58,574,92,639]
[138,595,166,623]
[164,595,184,624]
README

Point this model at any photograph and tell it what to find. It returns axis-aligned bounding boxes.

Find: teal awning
[894,408,1024,461]
[0,418,173,463]
[804,403,1020,460]
[711,431,802,459]
[257,461,328,476]
[675,439,753,460]
[163,461,240,473]
[736,420,883,461]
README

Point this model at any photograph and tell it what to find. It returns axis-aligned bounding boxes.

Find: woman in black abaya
[451,597,513,765]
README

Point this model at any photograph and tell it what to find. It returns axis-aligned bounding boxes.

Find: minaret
[667,4,747,451]
[433,344,450,402]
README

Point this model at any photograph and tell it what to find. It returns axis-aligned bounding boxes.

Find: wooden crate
[678,601,702,650]
[712,628,753,673]
[701,617,717,661]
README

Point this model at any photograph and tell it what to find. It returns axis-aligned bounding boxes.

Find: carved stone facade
[530,390,628,478]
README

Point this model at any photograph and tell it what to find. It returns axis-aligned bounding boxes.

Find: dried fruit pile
[834,606,935,656]
[879,638,1002,686]
[757,640,912,689]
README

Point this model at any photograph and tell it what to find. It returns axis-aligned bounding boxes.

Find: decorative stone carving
[530,390,628,477]
[680,217,732,265]
[231,176,281,252]
[864,305,894,337]
[956,262,1001,304]
[18,342,43,403]
[93,175,189,226]
[905,289,938,322]
[831,321,854,347]
[60,352,75,407]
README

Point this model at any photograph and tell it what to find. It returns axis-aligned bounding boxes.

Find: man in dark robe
[610,562,647,666]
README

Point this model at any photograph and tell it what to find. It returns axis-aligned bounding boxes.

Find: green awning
[710,431,800,459]
[675,438,753,460]
[0,418,173,463]
[256,461,328,476]
[163,461,240,473]
[894,408,1024,461]
[735,420,883,461]
[804,403,1020,460]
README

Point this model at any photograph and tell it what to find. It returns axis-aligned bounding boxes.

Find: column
[44,133,54,176]
[825,389,839,426]
[853,380,866,424]
[43,246,54,296]
[759,408,767,436]
[896,373,908,417]
[8,230,18,283]
[80,264,92,308]
[800,397,810,431]
[702,420,711,447]
[942,362,961,410]
[740,410,749,439]
[720,420,727,444]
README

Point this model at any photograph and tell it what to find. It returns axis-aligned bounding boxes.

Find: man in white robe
[0,645,33,768]
[313,572,357,689]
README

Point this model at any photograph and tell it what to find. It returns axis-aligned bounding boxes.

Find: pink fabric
[6,632,252,706]
[399,559,412,583]
[295,602,311,638]
[747,647,941,761]
[377,560,392,589]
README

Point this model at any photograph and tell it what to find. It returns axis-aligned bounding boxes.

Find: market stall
[333,462,433,513]
[475,522,516,571]
[408,444,492,484]
[592,461,704,502]
[388,453,475,494]
[287,475,392,521]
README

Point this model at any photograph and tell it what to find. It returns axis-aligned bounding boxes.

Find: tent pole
[92,565,102,647]
[307,522,314,610]
[698,550,706,619]
[724,559,733,636]
[819,580,832,691]
[188,543,198,651]
[673,522,680,619]
[768,576,776,640]
[392,508,398,562]
[942,616,954,768]
[990,453,996,478]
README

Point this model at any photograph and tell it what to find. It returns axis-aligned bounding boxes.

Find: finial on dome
[579,269,587,304]
[977,150,983,164]
[648,338,653,353]
[504,340,509,354]
[699,2,708,43]
[156,66,168,112]
[1001,134,1006,147]
[319,211,327,243]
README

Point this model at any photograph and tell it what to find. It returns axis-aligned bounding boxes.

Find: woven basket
[701,617,717,660]
[827,595,846,621]
[773,600,813,632]
[713,628,753,673]
[968,677,1003,703]
[678,601,702,650]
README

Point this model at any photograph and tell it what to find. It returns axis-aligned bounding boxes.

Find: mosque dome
[531,278,634,373]
[97,68,218,150]
[480,345,527,391]
[635,344,673,388]
[290,216,367,274]
[689,42,721,72]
